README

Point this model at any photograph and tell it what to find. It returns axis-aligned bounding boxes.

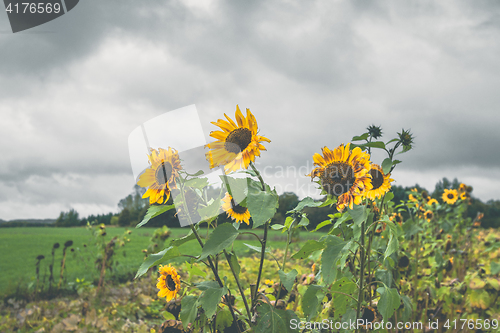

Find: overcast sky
[1,0,500,220]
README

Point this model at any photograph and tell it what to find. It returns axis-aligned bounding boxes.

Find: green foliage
[255,303,299,333]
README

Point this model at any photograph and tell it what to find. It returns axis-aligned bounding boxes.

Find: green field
[0,226,316,296]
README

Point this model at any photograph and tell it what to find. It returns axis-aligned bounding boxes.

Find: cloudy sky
[1,0,500,220]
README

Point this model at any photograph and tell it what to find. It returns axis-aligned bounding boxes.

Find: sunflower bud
[366,125,383,139]
[397,128,414,151]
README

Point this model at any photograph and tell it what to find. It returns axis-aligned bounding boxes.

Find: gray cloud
[1,0,500,219]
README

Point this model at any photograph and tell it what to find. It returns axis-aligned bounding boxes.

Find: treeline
[47,177,500,229]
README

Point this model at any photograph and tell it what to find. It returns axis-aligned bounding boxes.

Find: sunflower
[375,222,386,234]
[137,147,182,204]
[309,143,372,211]
[421,190,430,201]
[360,306,377,328]
[442,189,458,205]
[408,194,417,202]
[424,210,434,222]
[390,213,404,226]
[364,164,393,200]
[458,183,467,192]
[222,192,251,225]
[427,198,438,206]
[205,105,270,172]
[460,191,470,200]
[157,264,181,302]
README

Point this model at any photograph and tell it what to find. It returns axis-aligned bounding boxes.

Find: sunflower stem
[179,176,241,333]
[249,162,269,310]
[355,220,366,333]
[223,249,252,320]
[274,217,293,308]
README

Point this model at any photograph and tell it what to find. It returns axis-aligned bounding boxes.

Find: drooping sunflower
[157,264,181,302]
[364,164,393,200]
[222,192,251,225]
[137,147,182,204]
[442,189,458,205]
[309,143,372,211]
[205,105,271,172]
[458,183,467,192]
[421,190,430,202]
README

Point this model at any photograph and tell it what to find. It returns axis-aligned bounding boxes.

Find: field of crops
[0,226,316,297]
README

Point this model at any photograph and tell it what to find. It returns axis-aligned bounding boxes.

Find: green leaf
[198,197,222,222]
[298,216,309,227]
[314,219,332,231]
[170,230,197,247]
[321,235,348,285]
[382,158,392,174]
[162,311,176,320]
[400,295,412,321]
[384,233,399,260]
[185,263,207,278]
[375,270,392,289]
[386,138,399,145]
[216,308,233,331]
[180,296,198,329]
[220,176,249,205]
[255,303,299,333]
[491,262,500,275]
[183,177,209,189]
[348,204,367,226]
[377,287,400,321]
[199,224,239,260]
[331,278,356,315]
[384,192,394,202]
[302,285,323,320]
[289,197,323,213]
[319,196,337,207]
[228,251,241,277]
[279,269,298,292]
[352,133,369,141]
[136,205,175,228]
[247,184,279,228]
[197,282,227,318]
[363,141,386,149]
[270,224,284,230]
[243,243,268,253]
[291,239,325,260]
[135,246,181,279]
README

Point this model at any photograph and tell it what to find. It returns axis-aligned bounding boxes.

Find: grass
[0,226,320,297]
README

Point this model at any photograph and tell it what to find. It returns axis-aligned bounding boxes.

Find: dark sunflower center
[370,169,384,190]
[321,163,355,196]
[225,128,252,154]
[361,307,375,322]
[447,193,454,199]
[155,162,173,185]
[395,215,402,223]
[166,274,177,291]
[398,256,409,268]
[426,212,432,219]
[232,204,248,215]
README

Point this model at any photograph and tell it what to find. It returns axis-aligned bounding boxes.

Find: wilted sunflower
[205,105,270,172]
[137,147,182,204]
[364,164,393,200]
[442,189,458,205]
[309,143,372,211]
[424,210,434,222]
[222,192,251,225]
[421,190,430,201]
[157,264,181,302]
